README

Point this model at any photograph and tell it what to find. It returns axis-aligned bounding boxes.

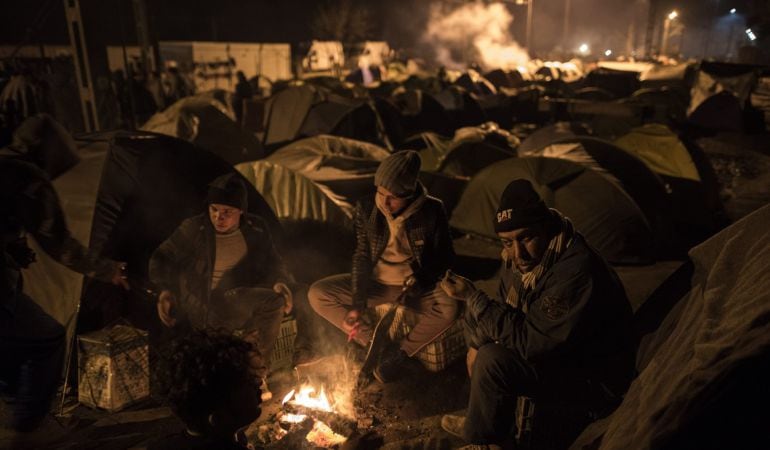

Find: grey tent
[571,203,770,450]
[263,83,393,150]
[141,95,265,164]
[450,156,654,264]
[416,124,519,178]
[236,135,387,224]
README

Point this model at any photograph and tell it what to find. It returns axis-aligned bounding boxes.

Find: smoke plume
[422,1,529,71]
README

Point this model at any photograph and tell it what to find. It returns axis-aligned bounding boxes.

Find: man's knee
[473,343,517,380]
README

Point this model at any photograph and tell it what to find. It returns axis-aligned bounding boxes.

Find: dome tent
[236,135,388,224]
[141,95,265,164]
[450,157,654,264]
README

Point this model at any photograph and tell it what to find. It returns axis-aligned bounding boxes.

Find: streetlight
[604,49,612,57]
[579,43,590,55]
[746,28,757,41]
[661,10,679,56]
[730,8,736,15]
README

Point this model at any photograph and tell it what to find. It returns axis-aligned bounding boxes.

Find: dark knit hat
[374,150,421,197]
[494,179,551,232]
[207,173,247,210]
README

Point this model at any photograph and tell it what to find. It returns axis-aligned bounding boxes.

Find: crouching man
[440,179,635,450]
[150,173,292,391]
[309,151,458,383]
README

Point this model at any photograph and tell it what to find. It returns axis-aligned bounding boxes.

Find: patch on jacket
[541,295,569,320]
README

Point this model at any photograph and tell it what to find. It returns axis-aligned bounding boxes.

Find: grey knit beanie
[374,151,421,197]
[207,173,247,210]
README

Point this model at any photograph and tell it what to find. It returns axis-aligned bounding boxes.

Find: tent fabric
[687,70,756,115]
[413,124,518,177]
[688,91,744,131]
[22,139,107,337]
[571,204,770,450]
[141,95,265,164]
[526,136,669,237]
[263,84,320,146]
[517,122,589,155]
[236,135,388,223]
[614,124,700,181]
[391,89,453,137]
[449,157,654,264]
[237,161,350,225]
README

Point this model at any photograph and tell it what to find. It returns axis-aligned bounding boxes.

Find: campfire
[247,355,361,449]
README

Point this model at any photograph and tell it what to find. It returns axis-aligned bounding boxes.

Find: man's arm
[17,169,120,283]
[470,268,594,362]
[350,202,371,309]
[413,201,454,291]
[148,220,195,297]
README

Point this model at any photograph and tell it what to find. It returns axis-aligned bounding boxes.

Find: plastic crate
[77,324,150,411]
[269,317,297,370]
[374,304,466,372]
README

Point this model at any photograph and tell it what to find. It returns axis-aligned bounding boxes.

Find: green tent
[450,156,654,264]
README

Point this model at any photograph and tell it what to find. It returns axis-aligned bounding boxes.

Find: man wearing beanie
[150,173,293,397]
[308,150,458,383]
[439,179,634,450]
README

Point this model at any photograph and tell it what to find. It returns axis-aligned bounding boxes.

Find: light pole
[660,10,678,57]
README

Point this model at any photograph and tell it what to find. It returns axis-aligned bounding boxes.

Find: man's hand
[440,270,476,301]
[342,308,371,344]
[466,347,478,378]
[273,282,293,315]
[157,290,177,327]
[110,261,130,290]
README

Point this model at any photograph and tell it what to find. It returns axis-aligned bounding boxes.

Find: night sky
[1,0,766,58]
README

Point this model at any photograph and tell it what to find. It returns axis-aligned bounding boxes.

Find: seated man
[152,329,262,449]
[440,179,635,450]
[150,173,292,390]
[309,150,458,383]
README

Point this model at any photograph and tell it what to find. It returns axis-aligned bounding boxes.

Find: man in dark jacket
[440,179,634,450]
[308,151,458,383]
[150,173,292,386]
[1,132,128,432]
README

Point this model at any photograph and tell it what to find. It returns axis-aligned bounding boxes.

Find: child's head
[160,329,262,437]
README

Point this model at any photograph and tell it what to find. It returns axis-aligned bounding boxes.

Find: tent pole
[58,300,81,416]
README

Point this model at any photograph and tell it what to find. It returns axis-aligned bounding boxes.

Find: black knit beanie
[374,150,421,197]
[207,173,247,210]
[494,179,551,232]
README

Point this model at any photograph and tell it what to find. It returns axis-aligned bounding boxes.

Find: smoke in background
[422,1,529,71]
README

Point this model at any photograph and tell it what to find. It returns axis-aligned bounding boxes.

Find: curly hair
[157,329,259,432]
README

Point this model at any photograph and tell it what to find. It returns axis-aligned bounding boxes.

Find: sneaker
[372,346,409,384]
[440,414,465,439]
[260,378,272,402]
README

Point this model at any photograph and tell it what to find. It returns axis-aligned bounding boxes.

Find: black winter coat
[465,233,634,391]
[149,212,290,328]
